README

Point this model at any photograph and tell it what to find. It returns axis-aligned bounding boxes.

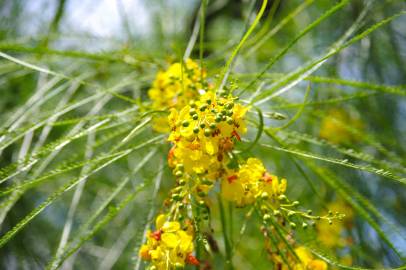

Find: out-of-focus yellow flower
[168,91,248,181]
[139,214,198,270]
[221,158,287,206]
[148,59,207,133]
[271,246,328,270]
[319,108,362,145]
[317,200,353,249]
[294,247,328,270]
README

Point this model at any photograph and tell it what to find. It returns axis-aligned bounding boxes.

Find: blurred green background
[0,0,405,269]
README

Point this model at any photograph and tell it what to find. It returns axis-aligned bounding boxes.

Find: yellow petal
[155,214,166,229]
[308,260,328,270]
[161,232,179,248]
[162,221,180,232]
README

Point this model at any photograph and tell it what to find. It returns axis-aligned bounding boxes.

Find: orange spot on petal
[186,254,200,266]
[262,173,273,183]
[227,174,238,183]
[150,229,162,241]
[231,130,241,141]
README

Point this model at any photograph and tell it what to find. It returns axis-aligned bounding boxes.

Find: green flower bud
[178,179,186,186]
[182,120,189,127]
[261,192,269,200]
[278,195,287,201]
[174,263,184,269]
[201,179,212,185]
[172,193,182,201]
[198,200,205,207]
[197,191,206,197]
[189,108,196,116]
[225,103,234,109]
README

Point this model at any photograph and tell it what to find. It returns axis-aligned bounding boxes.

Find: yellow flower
[221,158,287,206]
[319,108,362,144]
[294,247,328,270]
[308,260,328,270]
[317,200,353,249]
[168,91,248,183]
[139,214,198,269]
[148,59,207,133]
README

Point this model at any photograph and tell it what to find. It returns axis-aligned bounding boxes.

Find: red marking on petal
[186,254,200,266]
[262,173,273,183]
[227,175,238,183]
[168,146,176,163]
[231,130,241,141]
[150,229,162,241]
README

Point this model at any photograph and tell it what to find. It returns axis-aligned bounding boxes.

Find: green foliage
[0,0,405,269]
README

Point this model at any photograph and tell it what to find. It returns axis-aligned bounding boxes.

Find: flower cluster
[317,200,353,248]
[221,158,287,207]
[319,108,362,145]
[270,244,327,270]
[139,59,343,270]
[148,59,207,133]
[168,91,247,178]
[139,215,198,270]
[292,247,328,270]
[166,91,248,200]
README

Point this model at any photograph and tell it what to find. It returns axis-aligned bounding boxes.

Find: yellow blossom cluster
[139,215,199,270]
[317,200,353,248]
[148,59,207,133]
[272,246,327,270]
[221,158,287,206]
[139,59,337,269]
[293,247,328,270]
[319,108,362,145]
[167,91,248,183]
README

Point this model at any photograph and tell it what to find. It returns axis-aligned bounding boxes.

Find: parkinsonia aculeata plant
[138,60,344,270]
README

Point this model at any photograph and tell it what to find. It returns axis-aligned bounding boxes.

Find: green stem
[215,0,268,93]
[218,195,233,270]
[199,0,207,83]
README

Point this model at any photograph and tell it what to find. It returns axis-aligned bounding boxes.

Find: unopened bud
[261,192,269,200]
